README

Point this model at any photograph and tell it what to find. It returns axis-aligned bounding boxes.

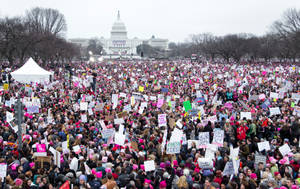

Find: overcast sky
[1,0,300,42]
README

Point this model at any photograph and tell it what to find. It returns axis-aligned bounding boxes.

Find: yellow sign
[3,83,9,91]
[139,86,144,92]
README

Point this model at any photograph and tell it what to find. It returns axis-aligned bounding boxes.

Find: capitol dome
[111,11,127,39]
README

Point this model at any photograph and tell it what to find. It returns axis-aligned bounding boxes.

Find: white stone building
[69,11,168,56]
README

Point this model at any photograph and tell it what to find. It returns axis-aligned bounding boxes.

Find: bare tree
[25,7,67,36]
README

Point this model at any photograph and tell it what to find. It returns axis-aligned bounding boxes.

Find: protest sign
[212,129,224,147]
[270,92,279,99]
[114,132,125,146]
[157,99,164,108]
[197,158,213,169]
[207,115,217,123]
[101,128,115,139]
[166,141,181,154]
[269,107,281,116]
[198,132,210,148]
[114,118,125,125]
[6,112,14,123]
[144,160,155,172]
[0,164,7,180]
[80,102,88,111]
[223,160,240,176]
[240,112,251,120]
[255,154,267,167]
[183,101,192,112]
[158,114,167,127]
[279,144,291,156]
[257,141,270,152]
[81,114,87,123]
[27,106,39,113]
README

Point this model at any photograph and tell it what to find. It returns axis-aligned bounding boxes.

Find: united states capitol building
[70,11,168,57]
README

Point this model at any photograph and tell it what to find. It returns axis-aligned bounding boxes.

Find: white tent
[11,58,53,84]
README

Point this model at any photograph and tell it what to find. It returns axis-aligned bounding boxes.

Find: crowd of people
[0,60,299,189]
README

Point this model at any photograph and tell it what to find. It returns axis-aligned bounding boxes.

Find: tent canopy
[11,58,53,83]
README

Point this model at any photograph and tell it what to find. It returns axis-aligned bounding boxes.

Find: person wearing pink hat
[159,180,167,189]
[249,173,258,189]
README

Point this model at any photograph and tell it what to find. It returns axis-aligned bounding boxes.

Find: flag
[60,180,70,189]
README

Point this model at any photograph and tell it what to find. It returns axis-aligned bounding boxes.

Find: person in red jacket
[237,123,249,141]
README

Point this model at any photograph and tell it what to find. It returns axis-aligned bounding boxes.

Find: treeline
[0,7,80,68]
[168,8,300,62]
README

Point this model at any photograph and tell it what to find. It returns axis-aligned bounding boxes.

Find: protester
[0,60,299,189]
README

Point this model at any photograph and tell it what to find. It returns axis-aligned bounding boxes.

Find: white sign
[158,114,167,127]
[0,164,7,180]
[144,160,155,172]
[269,107,281,116]
[80,102,88,111]
[212,129,224,147]
[197,158,213,169]
[240,112,251,120]
[257,141,271,152]
[279,144,291,156]
[198,132,210,148]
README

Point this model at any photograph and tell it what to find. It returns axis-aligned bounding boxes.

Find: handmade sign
[27,106,39,113]
[257,141,270,152]
[144,160,155,172]
[183,101,192,112]
[166,141,181,154]
[212,129,224,147]
[158,114,167,127]
[101,129,115,139]
[0,164,7,180]
[279,144,291,156]
[269,107,281,116]
[80,102,88,111]
[197,158,213,169]
[240,112,251,120]
[198,132,210,148]
[255,154,266,167]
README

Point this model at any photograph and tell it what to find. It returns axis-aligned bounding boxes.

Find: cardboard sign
[166,141,181,154]
[198,132,210,148]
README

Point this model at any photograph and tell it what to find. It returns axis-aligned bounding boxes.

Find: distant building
[69,11,169,56]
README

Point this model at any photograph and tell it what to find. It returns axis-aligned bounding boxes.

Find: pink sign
[157,99,164,108]
[36,144,46,152]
